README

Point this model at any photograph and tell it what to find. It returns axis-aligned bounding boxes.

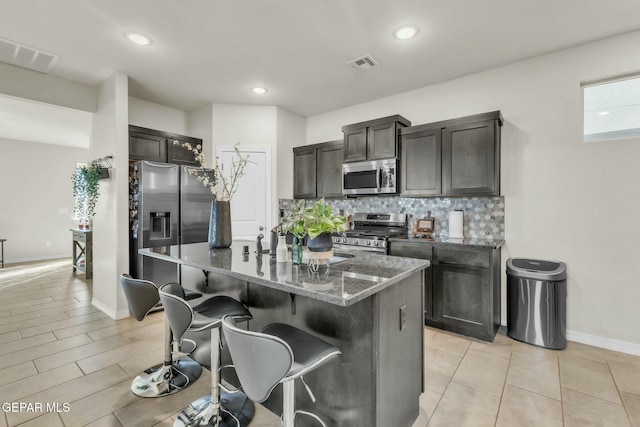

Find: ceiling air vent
[0,38,58,74]
[347,54,378,72]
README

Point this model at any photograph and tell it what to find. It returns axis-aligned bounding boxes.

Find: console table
[71,229,92,279]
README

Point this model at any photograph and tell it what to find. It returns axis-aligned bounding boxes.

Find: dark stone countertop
[389,235,504,249]
[140,240,429,307]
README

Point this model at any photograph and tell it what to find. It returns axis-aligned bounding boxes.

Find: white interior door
[218,146,270,241]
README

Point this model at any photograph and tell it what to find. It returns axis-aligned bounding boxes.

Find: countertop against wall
[389,235,504,249]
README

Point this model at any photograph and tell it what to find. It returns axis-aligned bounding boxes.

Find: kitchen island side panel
[376,270,424,427]
[245,283,376,427]
[244,271,423,427]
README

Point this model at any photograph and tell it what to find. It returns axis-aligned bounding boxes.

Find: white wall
[91,73,130,319]
[0,62,96,112]
[211,104,279,227]
[184,103,305,234]
[188,104,214,164]
[0,65,97,263]
[0,138,87,262]
[128,97,188,135]
[305,31,640,352]
[276,107,306,201]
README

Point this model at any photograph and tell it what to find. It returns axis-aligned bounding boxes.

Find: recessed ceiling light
[251,87,268,94]
[597,111,610,116]
[125,32,152,46]
[393,25,419,40]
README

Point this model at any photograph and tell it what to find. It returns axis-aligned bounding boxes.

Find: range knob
[353,239,359,245]
[373,241,379,246]
[366,240,371,246]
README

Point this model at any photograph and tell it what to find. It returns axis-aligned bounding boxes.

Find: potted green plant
[283,198,346,253]
[71,161,102,228]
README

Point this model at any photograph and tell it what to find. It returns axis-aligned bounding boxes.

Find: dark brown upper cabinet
[342,115,410,163]
[316,140,344,198]
[129,130,167,163]
[293,146,317,199]
[293,140,344,199]
[129,125,201,166]
[442,117,500,196]
[167,137,200,166]
[400,126,442,196]
[400,111,502,197]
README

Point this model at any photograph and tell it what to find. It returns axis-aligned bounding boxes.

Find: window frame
[581,72,640,143]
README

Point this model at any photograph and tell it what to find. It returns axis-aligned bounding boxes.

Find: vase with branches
[173,140,250,248]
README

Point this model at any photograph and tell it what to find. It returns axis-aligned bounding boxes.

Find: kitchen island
[140,241,429,427]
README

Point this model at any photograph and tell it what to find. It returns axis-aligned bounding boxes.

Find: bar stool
[120,274,202,397]
[221,317,341,427]
[159,284,254,427]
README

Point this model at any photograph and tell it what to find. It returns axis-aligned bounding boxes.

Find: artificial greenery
[71,161,102,222]
[282,198,346,240]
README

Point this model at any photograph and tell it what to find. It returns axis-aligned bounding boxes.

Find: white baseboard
[501,323,640,356]
[91,298,130,320]
[566,329,640,356]
[5,254,69,265]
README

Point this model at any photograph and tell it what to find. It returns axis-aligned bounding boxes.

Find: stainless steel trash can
[506,258,567,350]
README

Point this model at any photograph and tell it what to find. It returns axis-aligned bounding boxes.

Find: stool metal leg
[211,328,221,419]
[281,379,329,427]
[130,317,202,397]
[174,327,254,427]
[282,380,295,427]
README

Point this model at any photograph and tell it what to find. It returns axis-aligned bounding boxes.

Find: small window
[583,74,640,142]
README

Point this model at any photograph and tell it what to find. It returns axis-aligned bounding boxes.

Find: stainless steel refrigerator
[130,161,213,285]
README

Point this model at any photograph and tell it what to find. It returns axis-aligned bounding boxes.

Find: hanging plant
[71,161,102,224]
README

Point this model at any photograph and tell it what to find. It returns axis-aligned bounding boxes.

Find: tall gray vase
[208,200,232,248]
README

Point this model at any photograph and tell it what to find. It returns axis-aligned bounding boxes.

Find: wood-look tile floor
[1,260,639,426]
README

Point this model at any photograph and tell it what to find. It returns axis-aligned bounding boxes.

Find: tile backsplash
[279,196,505,240]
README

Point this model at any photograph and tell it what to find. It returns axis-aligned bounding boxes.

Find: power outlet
[399,304,407,331]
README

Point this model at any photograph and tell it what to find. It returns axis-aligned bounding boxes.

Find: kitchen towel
[448,210,464,238]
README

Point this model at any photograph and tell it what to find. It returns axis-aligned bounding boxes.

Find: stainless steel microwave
[342,158,398,195]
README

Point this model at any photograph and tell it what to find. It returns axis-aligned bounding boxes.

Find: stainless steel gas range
[332,213,407,254]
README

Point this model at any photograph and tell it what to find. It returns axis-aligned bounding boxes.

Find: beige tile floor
[1,260,639,426]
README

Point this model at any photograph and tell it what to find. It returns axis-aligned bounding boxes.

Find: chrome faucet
[256,232,264,255]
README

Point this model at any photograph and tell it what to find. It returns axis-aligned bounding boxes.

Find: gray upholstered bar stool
[159,284,254,427]
[120,274,202,397]
[221,317,341,427]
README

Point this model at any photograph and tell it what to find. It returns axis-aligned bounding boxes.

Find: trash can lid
[507,258,566,281]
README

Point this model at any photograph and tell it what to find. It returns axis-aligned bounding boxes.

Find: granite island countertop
[389,235,504,249]
[140,240,429,307]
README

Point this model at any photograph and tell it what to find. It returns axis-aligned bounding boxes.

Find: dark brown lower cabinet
[389,240,501,342]
[388,241,434,321]
[433,264,493,341]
